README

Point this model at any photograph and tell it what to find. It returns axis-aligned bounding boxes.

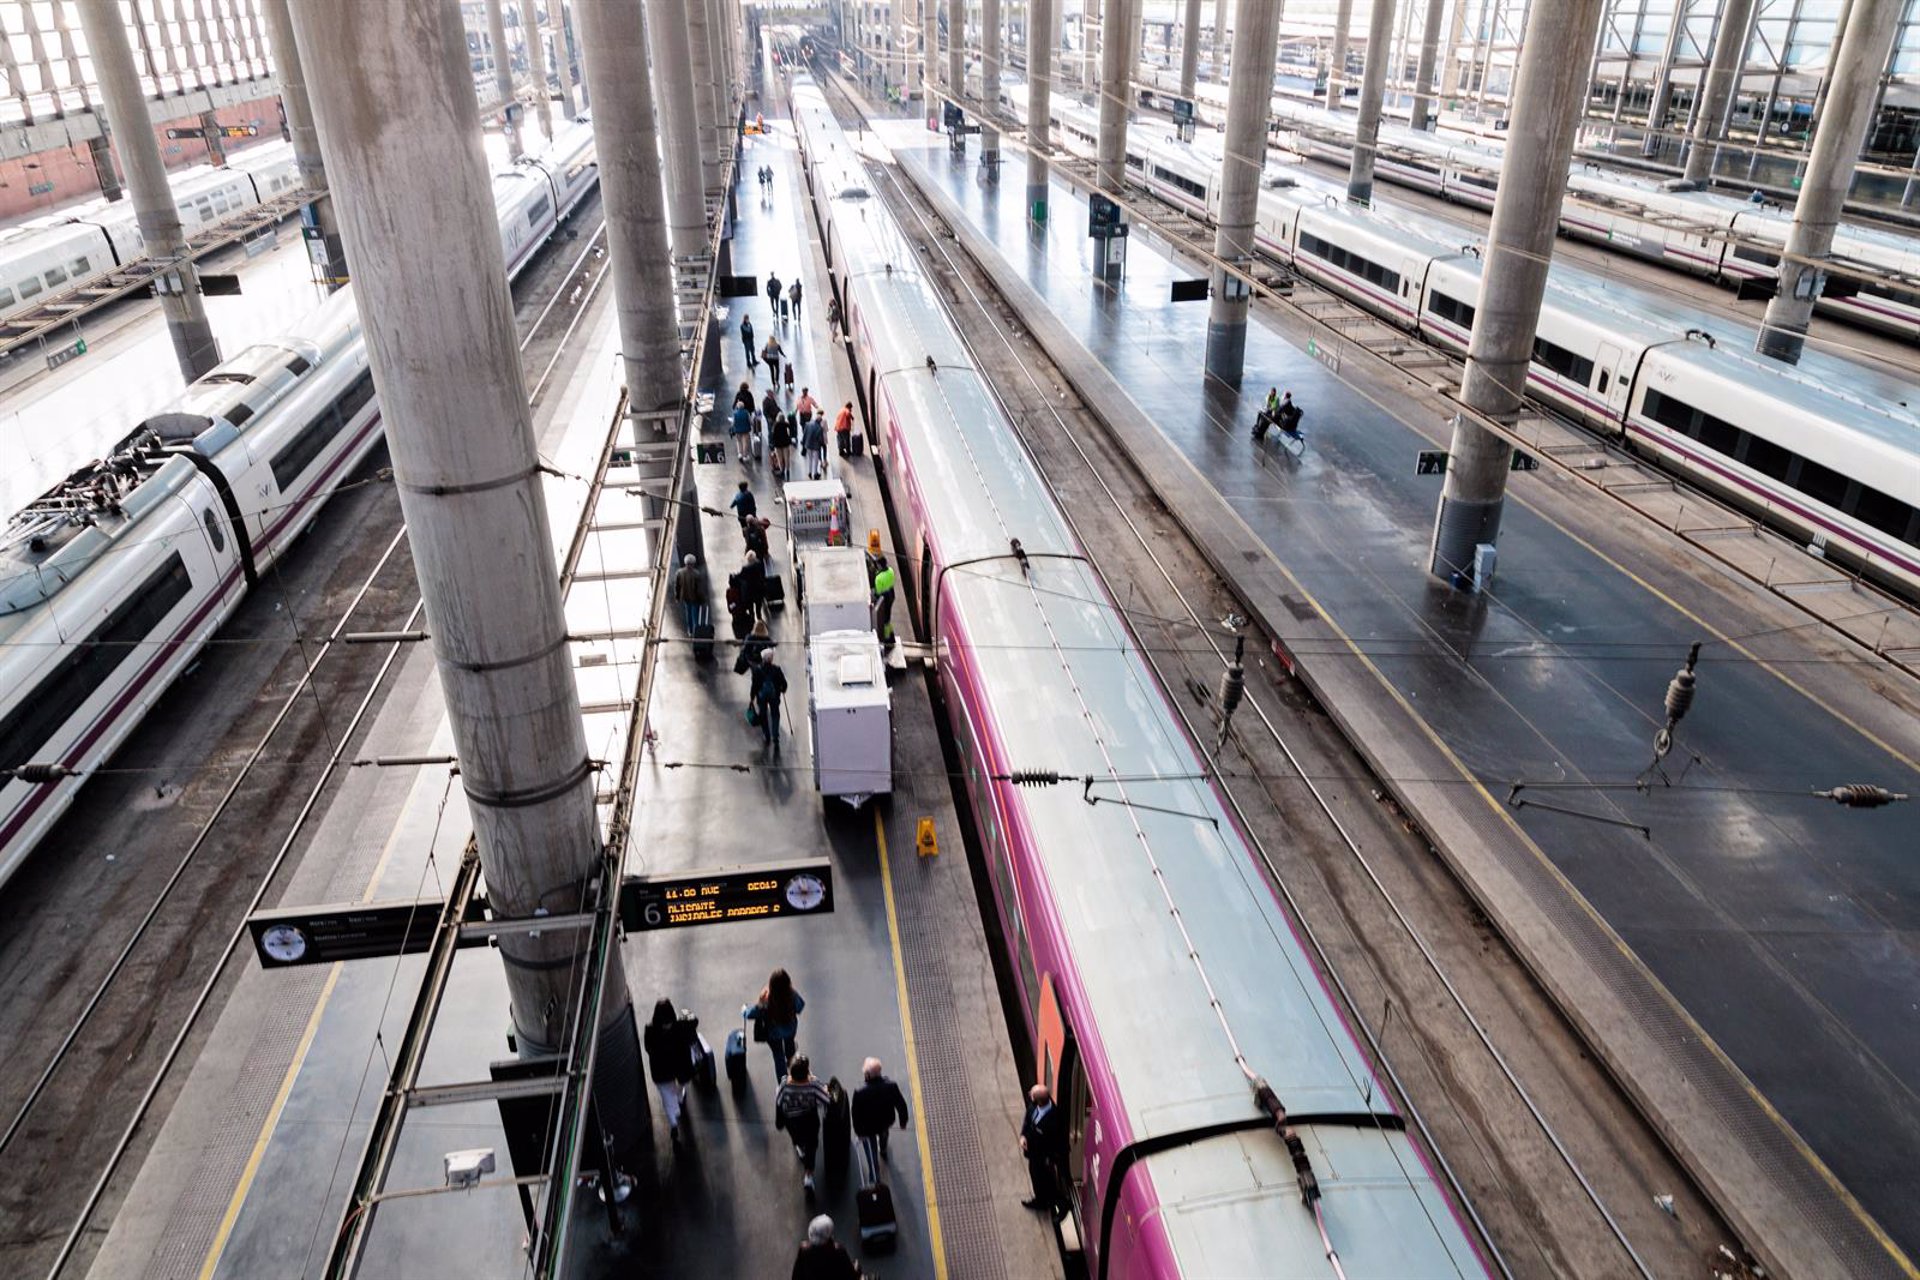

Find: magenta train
[792,77,1492,1279]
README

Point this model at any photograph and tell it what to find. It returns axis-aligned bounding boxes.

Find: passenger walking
[753,652,788,749]
[783,359,796,394]
[762,388,782,434]
[643,999,698,1142]
[672,554,708,633]
[790,1215,860,1280]
[826,297,844,338]
[795,387,819,427]
[736,617,773,710]
[802,414,827,480]
[734,380,756,413]
[851,1057,911,1188]
[731,402,753,461]
[744,515,771,561]
[762,334,785,387]
[770,413,796,480]
[788,279,804,319]
[735,549,768,622]
[741,316,757,370]
[744,967,807,1085]
[730,480,757,524]
[766,273,784,313]
[1019,1083,1069,1216]
[833,401,855,456]
[775,1055,833,1195]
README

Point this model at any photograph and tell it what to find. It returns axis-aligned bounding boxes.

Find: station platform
[868,111,1920,1278]
[84,110,1058,1280]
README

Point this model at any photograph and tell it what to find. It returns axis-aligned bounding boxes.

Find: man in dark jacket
[1019,1083,1068,1216]
[753,654,788,749]
[851,1057,911,1187]
[791,1215,859,1280]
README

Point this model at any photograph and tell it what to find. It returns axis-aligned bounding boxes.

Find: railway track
[0,199,613,1279]
[828,80,1745,1279]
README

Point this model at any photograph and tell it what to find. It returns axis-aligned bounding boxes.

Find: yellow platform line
[196,963,341,1280]
[875,807,950,1280]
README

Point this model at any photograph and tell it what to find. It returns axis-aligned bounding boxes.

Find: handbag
[750,1011,769,1042]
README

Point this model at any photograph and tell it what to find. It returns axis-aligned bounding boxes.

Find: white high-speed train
[1024,97,1920,595]
[0,120,600,886]
[794,73,1491,1280]
[0,141,304,324]
[1014,79,1920,340]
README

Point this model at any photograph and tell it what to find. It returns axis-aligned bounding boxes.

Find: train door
[1037,974,1092,1253]
[916,539,934,640]
[1594,341,1627,417]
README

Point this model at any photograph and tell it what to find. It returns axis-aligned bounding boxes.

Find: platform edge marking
[875,806,951,1280]
[197,962,342,1280]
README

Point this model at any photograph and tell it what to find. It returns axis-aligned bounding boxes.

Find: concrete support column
[86,133,122,201]
[576,0,686,418]
[1179,0,1201,99]
[1348,0,1396,202]
[1430,0,1606,585]
[923,0,938,111]
[485,0,523,159]
[1204,0,1282,383]
[1097,0,1134,189]
[651,0,711,259]
[983,0,1002,168]
[704,0,733,150]
[1409,0,1445,131]
[1680,0,1757,185]
[518,0,555,144]
[1439,0,1469,98]
[1758,0,1902,364]
[1211,0,1227,84]
[286,0,648,1164]
[78,0,219,382]
[948,0,965,103]
[261,0,348,289]
[687,0,725,196]
[1027,0,1055,218]
[1640,0,1690,158]
[555,1,583,117]
[890,0,907,92]
[1326,0,1352,108]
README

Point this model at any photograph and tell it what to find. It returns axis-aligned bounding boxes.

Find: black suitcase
[692,619,716,663]
[857,1184,898,1252]
[764,571,786,609]
[849,431,865,457]
[824,1078,851,1182]
[691,1030,716,1088]
[730,606,753,640]
[725,1027,749,1091]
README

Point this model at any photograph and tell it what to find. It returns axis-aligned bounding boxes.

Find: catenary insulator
[1816,785,1908,809]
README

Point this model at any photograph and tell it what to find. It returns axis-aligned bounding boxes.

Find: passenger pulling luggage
[725,1021,750,1090]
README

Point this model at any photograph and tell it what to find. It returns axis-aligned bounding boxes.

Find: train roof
[794,76,1484,1276]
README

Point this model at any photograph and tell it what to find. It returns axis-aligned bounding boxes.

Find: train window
[1597,369,1611,394]
[1697,415,1739,456]
[0,286,14,307]
[1740,433,1793,481]
[69,256,91,276]
[1794,459,1852,509]
[1851,486,1916,542]
[285,355,312,376]
[1641,388,1697,434]
[0,554,193,773]
[18,277,42,299]
[1297,232,1400,293]
[1731,243,1780,269]
[1429,291,1476,328]
[43,266,66,288]
[268,370,374,491]
[202,506,226,554]
[1863,283,1920,309]
[225,402,254,427]
[526,195,553,227]
[1531,337,1595,386]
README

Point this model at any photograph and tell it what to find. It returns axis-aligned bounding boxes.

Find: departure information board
[619,858,835,932]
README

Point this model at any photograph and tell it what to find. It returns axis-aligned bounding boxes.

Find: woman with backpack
[775,1054,832,1196]
[642,999,698,1142]
[743,966,806,1084]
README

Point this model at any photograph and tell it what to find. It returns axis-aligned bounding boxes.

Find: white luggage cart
[808,629,892,806]
[781,478,851,547]
[798,545,871,641]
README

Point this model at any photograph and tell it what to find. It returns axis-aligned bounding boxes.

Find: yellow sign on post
[915,818,938,859]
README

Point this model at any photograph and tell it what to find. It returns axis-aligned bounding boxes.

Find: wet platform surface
[882,121,1920,1265]
[85,115,1058,1280]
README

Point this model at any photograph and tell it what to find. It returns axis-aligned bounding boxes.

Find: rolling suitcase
[690,1029,716,1088]
[857,1184,898,1252]
[692,617,716,663]
[725,1024,749,1091]
[849,430,865,457]
[764,571,786,610]
[824,1078,851,1182]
